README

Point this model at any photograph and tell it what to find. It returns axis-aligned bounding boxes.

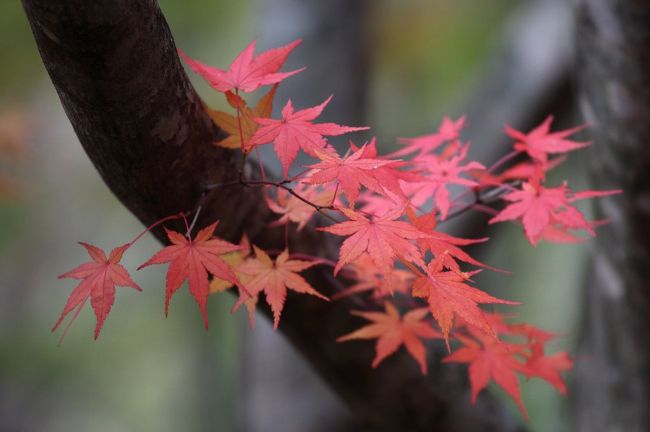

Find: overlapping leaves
[55,38,618,421]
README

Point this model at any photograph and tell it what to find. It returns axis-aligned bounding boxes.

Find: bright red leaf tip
[236,246,328,329]
[249,96,370,176]
[54,242,140,341]
[178,39,304,93]
[505,115,590,167]
[338,302,441,374]
[138,221,242,329]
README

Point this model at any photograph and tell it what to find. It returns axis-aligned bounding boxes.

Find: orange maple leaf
[208,84,277,153]
[338,302,440,374]
[208,235,257,329]
[236,246,328,328]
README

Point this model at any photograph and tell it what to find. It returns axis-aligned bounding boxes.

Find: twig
[204,178,339,222]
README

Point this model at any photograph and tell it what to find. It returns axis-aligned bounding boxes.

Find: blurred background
[0,0,590,431]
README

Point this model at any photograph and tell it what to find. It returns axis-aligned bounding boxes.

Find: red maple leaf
[319,206,428,276]
[306,144,399,205]
[412,255,517,349]
[489,181,620,245]
[405,143,484,220]
[138,222,242,328]
[350,138,416,206]
[513,325,573,394]
[444,334,529,418]
[236,247,328,328]
[54,242,140,340]
[249,96,369,176]
[338,302,441,374]
[178,40,303,93]
[406,208,497,273]
[525,351,573,394]
[505,116,589,167]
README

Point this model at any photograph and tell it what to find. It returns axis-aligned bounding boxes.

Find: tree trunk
[575,1,650,431]
[21,0,523,430]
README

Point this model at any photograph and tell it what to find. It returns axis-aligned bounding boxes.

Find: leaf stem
[486,150,521,175]
[442,180,520,223]
[234,89,248,183]
[204,178,339,222]
[128,213,185,246]
[186,204,203,237]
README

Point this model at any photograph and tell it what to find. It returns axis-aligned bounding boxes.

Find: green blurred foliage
[0,2,43,97]
[369,0,515,139]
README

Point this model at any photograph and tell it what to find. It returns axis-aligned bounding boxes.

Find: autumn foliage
[54,39,620,418]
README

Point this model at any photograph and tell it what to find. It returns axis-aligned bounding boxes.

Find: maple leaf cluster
[53,38,620,418]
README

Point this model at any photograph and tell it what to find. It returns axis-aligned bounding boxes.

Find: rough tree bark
[21,1,523,430]
[576,1,650,431]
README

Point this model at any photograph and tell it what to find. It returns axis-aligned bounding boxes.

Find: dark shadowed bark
[575,1,650,431]
[21,0,524,430]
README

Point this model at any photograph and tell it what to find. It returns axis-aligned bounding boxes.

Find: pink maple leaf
[250,96,369,176]
[505,116,590,167]
[179,39,304,93]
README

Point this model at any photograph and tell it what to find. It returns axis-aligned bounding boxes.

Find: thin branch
[204,178,338,221]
